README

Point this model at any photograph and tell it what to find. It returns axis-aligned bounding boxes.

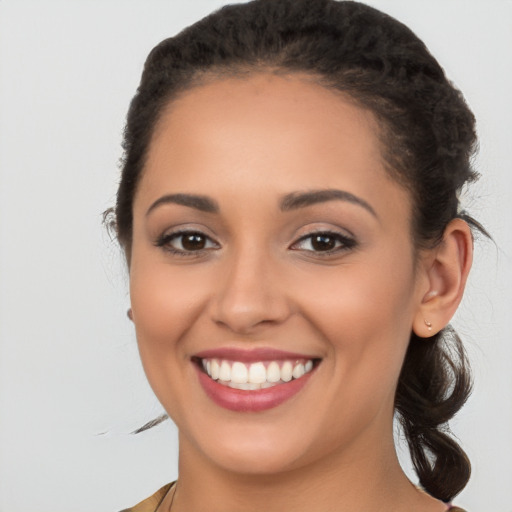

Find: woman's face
[129,73,428,474]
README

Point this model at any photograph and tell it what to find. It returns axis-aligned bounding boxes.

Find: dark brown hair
[114,0,482,502]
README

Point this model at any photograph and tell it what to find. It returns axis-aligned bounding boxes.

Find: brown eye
[181,233,207,250]
[156,230,219,254]
[311,234,337,251]
[290,231,356,254]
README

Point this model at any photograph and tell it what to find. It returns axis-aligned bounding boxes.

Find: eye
[156,230,219,255]
[290,231,356,254]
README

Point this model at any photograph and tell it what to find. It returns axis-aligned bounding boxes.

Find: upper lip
[193,347,320,363]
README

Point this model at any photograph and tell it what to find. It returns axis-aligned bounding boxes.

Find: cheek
[293,264,416,444]
[301,255,415,333]
[295,256,417,386]
[128,258,219,422]
[129,256,212,366]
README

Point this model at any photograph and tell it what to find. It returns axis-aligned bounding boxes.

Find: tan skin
[128,72,472,512]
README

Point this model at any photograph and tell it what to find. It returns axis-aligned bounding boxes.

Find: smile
[200,358,315,390]
[192,348,321,412]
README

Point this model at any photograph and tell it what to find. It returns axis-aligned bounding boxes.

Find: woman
[113,0,482,510]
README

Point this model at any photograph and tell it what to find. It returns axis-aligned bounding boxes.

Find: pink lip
[193,347,317,363]
[193,352,319,412]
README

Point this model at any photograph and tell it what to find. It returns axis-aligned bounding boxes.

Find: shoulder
[118,482,174,512]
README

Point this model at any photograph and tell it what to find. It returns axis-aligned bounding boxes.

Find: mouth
[192,349,321,412]
[193,357,318,390]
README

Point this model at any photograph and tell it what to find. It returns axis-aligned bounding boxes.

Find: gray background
[0,1,510,510]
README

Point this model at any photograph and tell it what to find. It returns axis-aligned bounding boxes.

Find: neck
[171,428,445,512]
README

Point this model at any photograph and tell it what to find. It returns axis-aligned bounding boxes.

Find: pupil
[182,234,205,250]
[312,235,335,251]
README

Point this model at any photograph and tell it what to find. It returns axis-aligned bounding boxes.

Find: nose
[210,248,292,335]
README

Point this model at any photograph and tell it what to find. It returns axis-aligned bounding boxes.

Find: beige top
[119,482,468,512]
[119,482,175,512]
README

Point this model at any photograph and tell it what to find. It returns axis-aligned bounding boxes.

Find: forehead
[137,72,411,223]
[151,72,382,164]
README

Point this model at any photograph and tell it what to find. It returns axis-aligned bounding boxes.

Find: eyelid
[154,228,220,256]
[153,225,356,257]
[289,229,357,254]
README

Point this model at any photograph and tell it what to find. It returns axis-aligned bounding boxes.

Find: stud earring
[424,319,433,331]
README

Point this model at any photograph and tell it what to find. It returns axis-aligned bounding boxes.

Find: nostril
[210,290,292,334]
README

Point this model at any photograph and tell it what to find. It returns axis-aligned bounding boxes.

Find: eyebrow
[280,189,377,217]
[145,189,377,218]
[146,193,219,216]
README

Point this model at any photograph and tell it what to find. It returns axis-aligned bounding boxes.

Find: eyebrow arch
[146,193,219,216]
[280,189,377,218]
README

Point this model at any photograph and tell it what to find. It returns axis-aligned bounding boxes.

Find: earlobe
[413,219,473,338]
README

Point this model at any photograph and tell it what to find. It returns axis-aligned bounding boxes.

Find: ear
[412,219,473,338]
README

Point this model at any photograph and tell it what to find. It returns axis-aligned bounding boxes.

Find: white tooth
[261,381,277,389]
[206,360,212,376]
[281,361,293,382]
[248,362,266,383]
[228,382,259,390]
[231,362,248,383]
[267,361,281,383]
[202,359,207,371]
[219,360,231,381]
[211,359,220,380]
[292,362,305,379]
[305,360,313,373]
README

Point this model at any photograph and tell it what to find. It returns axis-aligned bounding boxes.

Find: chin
[183,417,327,477]
[206,441,307,476]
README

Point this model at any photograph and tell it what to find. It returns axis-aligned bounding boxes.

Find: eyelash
[290,231,357,256]
[155,230,357,257]
[155,230,219,257]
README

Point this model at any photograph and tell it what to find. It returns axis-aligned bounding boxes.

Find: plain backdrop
[0,1,511,511]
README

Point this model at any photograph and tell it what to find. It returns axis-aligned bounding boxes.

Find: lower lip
[195,364,317,412]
